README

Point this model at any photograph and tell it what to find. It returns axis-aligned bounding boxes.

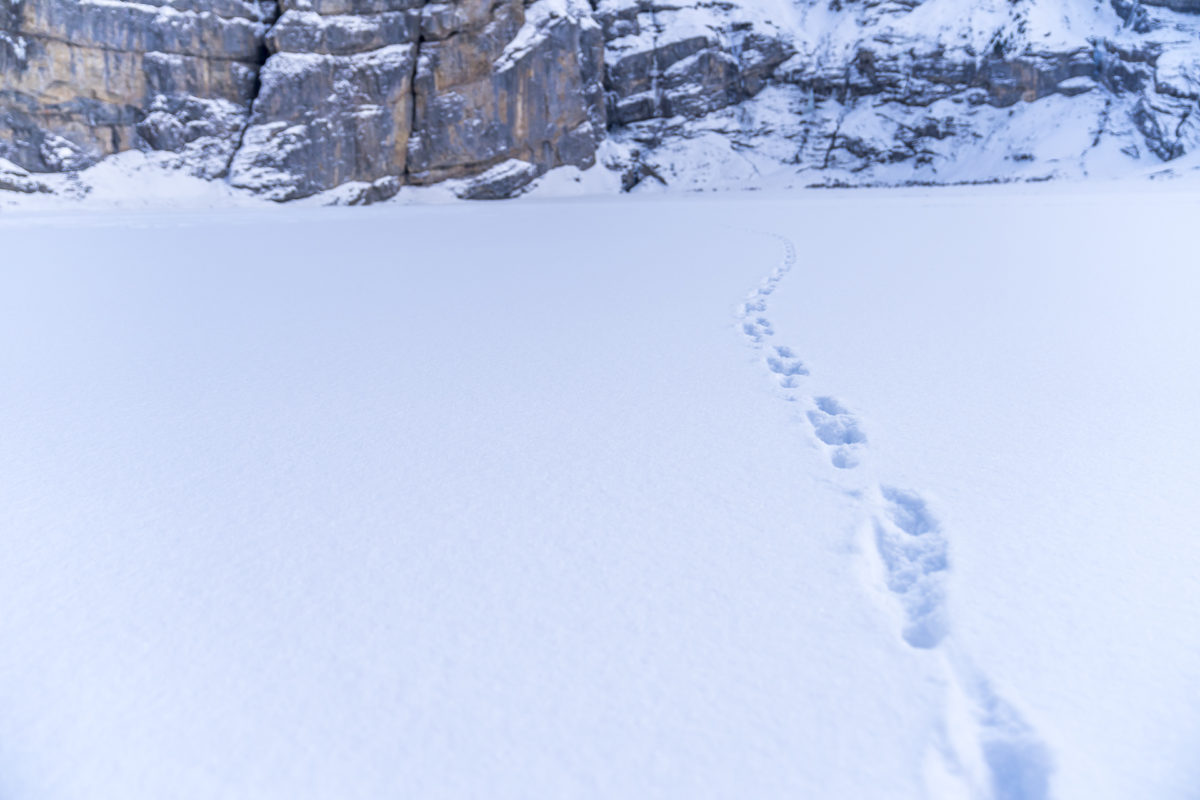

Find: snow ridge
[735,234,1053,800]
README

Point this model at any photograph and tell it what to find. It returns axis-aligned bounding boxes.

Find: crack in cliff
[401,11,424,186]
[647,1,667,147]
[223,1,278,179]
[822,109,844,169]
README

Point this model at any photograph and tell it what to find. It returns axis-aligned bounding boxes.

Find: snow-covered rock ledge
[5,0,1200,202]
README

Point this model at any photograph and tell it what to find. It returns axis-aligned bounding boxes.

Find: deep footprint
[741,316,775,342]
[873,486,949,648]
[960,669,1055,800]
[736,234,1054,799]
[807,396,866,468]
[766,345,809,387]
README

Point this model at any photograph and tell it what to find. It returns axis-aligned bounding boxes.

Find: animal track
[741,297,767,316]
[738,231,1053,797]
[734,241,860,470]
[766,346,808,386]
[735,234,795,345]
[742,316,775,341]
[942,662,1054,800]
[873,487,949,649]
[873,492,1055,795]
[806,397,865,469]
[975,680,1054,800]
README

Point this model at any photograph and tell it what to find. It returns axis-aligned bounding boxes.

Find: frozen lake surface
[2,185,1198,799]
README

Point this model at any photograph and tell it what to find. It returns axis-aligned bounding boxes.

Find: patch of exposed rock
[0,155,51,191]
[0,0,274,175]
[596,0,795,128]
[228,0,607,199]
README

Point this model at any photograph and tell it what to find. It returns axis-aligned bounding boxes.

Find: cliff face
[0,0,606,198]
[228,0,606,199]
[594,0,1200,188]
[0,0,271,174]
[3,0,1200,199]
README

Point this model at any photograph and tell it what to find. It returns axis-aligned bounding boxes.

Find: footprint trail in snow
[875,486,949,649]
[735,234,1053,800]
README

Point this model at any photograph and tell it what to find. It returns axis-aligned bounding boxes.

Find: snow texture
[2,185,1199,800]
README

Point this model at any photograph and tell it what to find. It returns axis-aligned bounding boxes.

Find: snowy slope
[2,186,1199,798]
[595,0,1200,190]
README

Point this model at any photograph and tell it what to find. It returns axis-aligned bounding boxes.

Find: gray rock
[407,0,605,185]
[340,174,402,204]
[455,158,541,199]
[1,0,271,173]
[266,9,420,55]
[601,5,794,127]
[1138,0,1200,12]
[1132,97,1188,160]
[1057,76,1097,96]
[229,45,417,200]
[6,0,1200,198]
[0,156,52,192]
[229,0,605,199]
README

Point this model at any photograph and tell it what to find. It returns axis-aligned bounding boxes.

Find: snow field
[2,182,1198,799]
[0,203,939,799]
[738,184,1200,800]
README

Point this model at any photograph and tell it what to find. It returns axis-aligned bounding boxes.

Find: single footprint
[976,687,1054,800]
[741,316,775,342]
[806,396,865,468]
[940,661,1054,800]
[873,486,949,648]
[741,294,767,316]
[766,345,809,387]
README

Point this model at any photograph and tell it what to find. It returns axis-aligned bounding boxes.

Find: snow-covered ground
[1,185,1198,799]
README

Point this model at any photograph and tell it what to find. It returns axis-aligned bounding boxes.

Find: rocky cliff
[3,0,1200,199]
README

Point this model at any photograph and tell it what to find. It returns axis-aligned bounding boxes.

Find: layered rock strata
[0,0,273,174]
[228,0,608,198]
[4,0,1200,197]
[596,0,1200,186]
[596,0,794,128]
[2,0,607,197]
